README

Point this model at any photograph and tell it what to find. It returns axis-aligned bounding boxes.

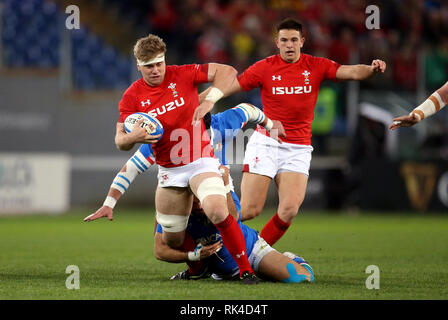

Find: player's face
[138,61,166,86]
[276,29,304,63]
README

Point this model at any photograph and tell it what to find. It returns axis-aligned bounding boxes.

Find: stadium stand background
[1,0,447,213]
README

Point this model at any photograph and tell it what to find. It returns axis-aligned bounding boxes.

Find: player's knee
[201,197,228,224]
[278,205,300,221]
[156,212,188,247]
[196,177,228,223]
[242,203,262,220]
[279,196,305,219]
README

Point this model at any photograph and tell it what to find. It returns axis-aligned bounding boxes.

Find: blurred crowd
[146,0,448,92]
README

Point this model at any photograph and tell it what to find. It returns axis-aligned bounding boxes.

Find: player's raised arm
[390,81,448,130]
[84,146,155,222]
[192,63,239,125]
[335,59,386,81]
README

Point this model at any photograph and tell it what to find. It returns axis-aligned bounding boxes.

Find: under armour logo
[236,251,245,259]
[141,99,151,107]
[272,75,281,81]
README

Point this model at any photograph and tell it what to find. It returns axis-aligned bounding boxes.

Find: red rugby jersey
[118,64,213,167]
[238,54,340,145]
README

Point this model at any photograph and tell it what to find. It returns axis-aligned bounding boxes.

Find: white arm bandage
[205,87,224,103]
[103,196,117,209]
[110,151,151,194]
[235,103,273,130]
[187,244,203,261]
[411,92,446,120]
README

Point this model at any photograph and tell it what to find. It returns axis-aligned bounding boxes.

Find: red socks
[260,213,291,246]
[214,214,253,276]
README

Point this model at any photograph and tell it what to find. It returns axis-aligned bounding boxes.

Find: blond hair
[133,34,166,62]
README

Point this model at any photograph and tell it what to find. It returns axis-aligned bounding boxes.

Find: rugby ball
[124,112,163,140]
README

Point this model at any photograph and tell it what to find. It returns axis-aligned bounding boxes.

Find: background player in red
[389,81,448,130]
[114,34,258,283]
[194,18,387,246]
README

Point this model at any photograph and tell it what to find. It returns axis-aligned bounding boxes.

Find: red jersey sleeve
[118,90,138,123]
[316,57,341,81]
[176,64,209,86]
[237,59,265,91]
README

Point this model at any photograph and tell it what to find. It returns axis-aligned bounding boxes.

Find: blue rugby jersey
[209,108,247,165]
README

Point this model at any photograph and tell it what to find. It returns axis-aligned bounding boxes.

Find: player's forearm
[198,87,211,104]
[204,64,239,105]
[108,150,153,205]
[115,132,136,151]
[234,103,273,130]
[436,81,448,104]
[102,189,122,209]
[410,84,447,121]
[350,64,376,80]
[210,64,238,94]
[154,235,189,263]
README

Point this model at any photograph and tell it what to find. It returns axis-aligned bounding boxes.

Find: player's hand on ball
[371,59,386,73]
[84,206,114,222]
[192,101,214,126]
[130,119,161,144]
[389,113,420,130]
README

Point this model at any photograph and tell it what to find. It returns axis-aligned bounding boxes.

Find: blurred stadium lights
[0,0,447,213]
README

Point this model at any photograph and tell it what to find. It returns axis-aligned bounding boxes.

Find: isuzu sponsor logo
[272,85,312,95]
[147,97,185,117]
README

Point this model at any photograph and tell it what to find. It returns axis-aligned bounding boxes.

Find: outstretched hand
[84,206,114,222]
[192,101,214,126]
[389,113,420,130]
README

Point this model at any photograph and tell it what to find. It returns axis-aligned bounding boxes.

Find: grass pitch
[0,209,447,300]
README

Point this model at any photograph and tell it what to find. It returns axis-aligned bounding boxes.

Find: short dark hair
[276,18,303,35]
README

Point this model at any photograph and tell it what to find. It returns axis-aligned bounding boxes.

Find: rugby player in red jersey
[114,34,258,283]
[193,18,387,246]
[390,81,448,130]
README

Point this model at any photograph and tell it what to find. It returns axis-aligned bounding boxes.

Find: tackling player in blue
[155,166,314,283]
[84,103,313,283]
